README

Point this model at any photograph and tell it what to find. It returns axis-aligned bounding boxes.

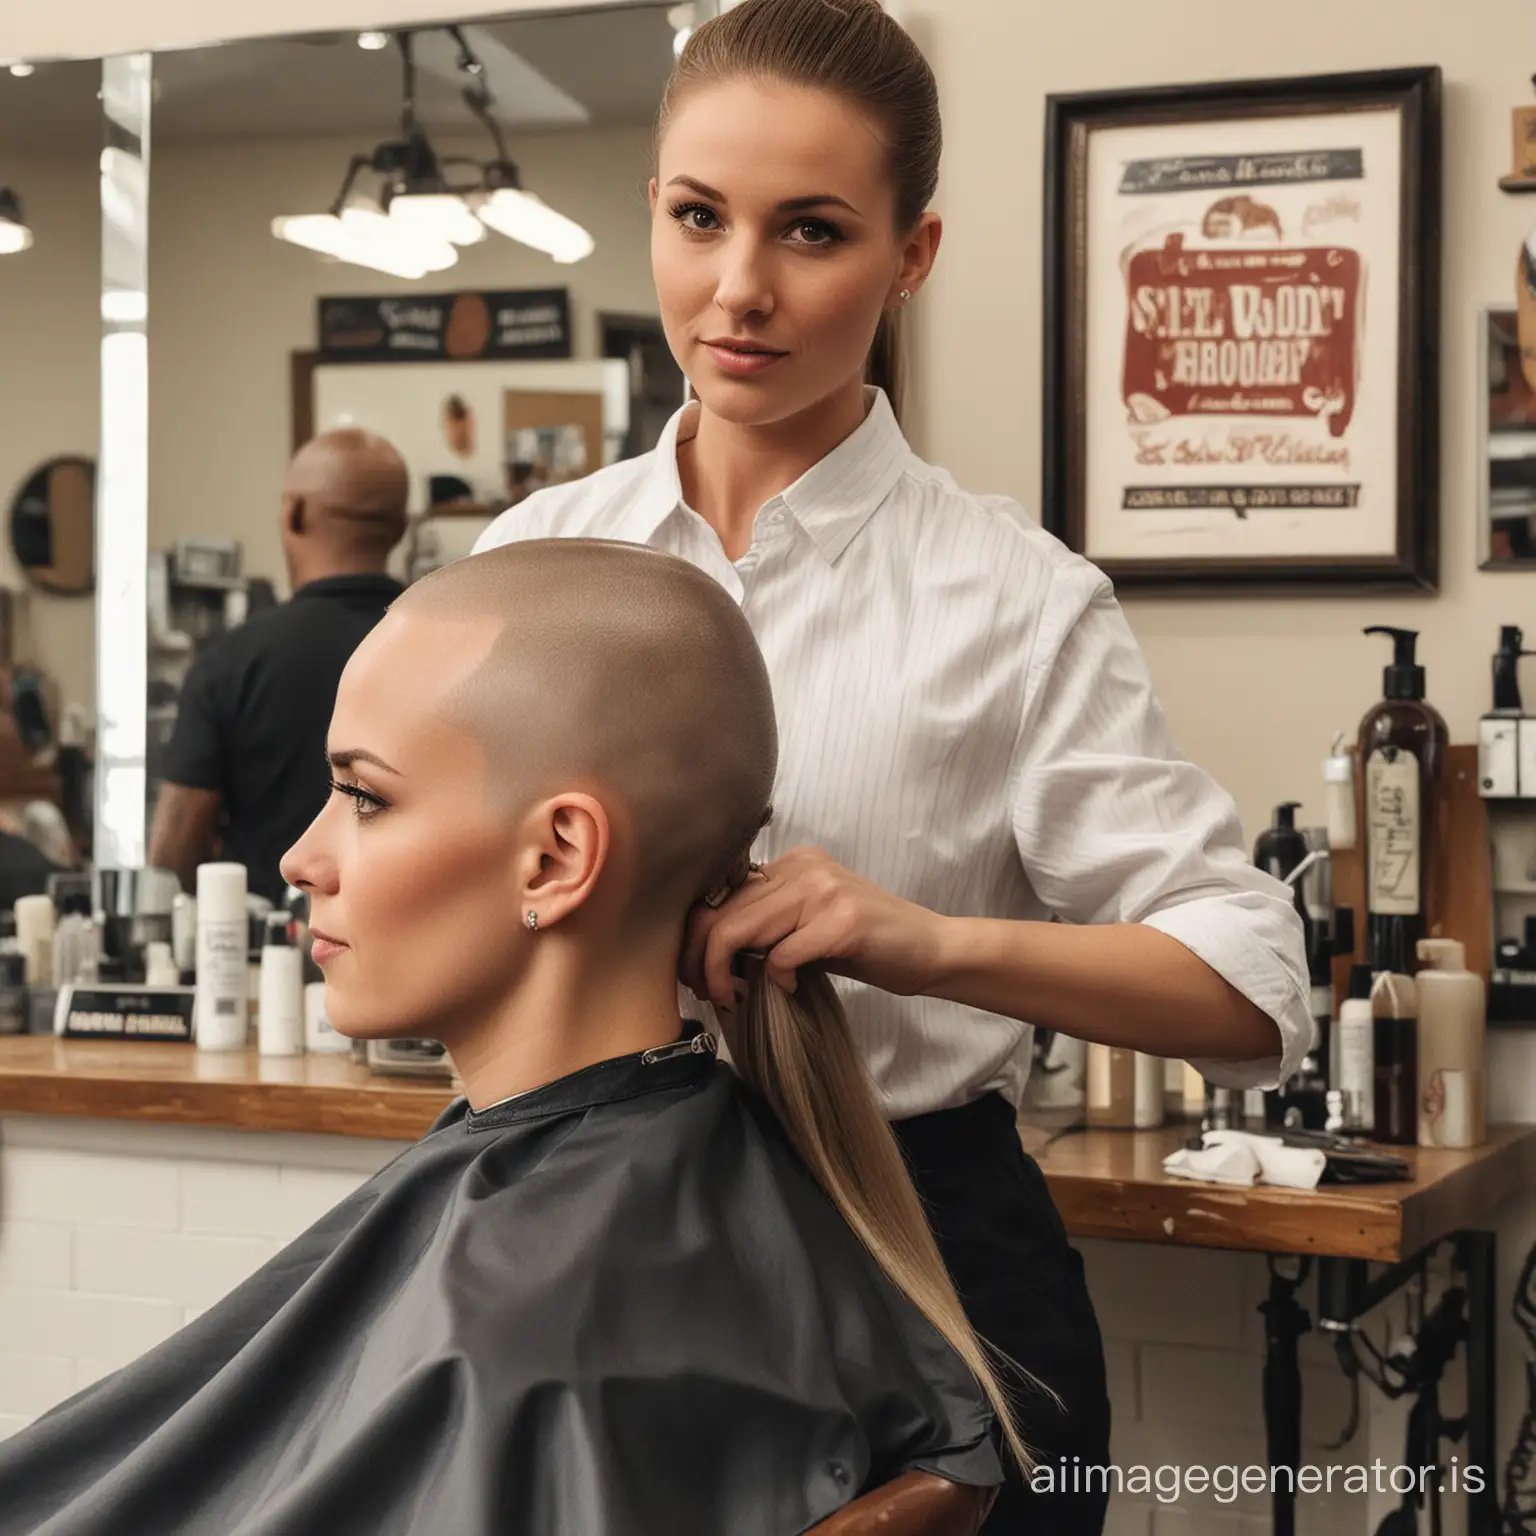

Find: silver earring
[524,910,539,932]
[899,288,912,301]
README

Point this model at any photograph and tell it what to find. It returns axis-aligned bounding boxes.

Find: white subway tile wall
[0,1132,1530,1536]
[0,1133,385,1454]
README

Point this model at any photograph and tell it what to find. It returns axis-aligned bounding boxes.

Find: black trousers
[892,1094,1111,1535]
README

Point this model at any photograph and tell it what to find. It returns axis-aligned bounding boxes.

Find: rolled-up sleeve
[1009,570,1312,1090]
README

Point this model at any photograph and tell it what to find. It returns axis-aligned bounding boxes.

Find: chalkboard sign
[318,289,572,362]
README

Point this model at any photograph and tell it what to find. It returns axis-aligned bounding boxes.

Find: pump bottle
[1358,627,1447,974]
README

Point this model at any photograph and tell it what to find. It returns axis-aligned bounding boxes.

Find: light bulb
[389,193,486,247]
[476,189,594,265]
[357,31,389,51]
[0,217,32,256]
[273,209,458,280]
[8,63,35,79]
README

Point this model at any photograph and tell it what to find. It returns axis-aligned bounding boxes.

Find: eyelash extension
[329,779,388,818]
[668,200,718,232]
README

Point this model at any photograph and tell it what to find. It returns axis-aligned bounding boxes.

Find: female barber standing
[476,1,1309,1528]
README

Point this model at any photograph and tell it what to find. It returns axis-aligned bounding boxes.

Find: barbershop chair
[808,1470,996,1535]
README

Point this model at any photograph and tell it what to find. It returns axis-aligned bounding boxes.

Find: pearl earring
[899,289,912,301]
[524,910,539,932]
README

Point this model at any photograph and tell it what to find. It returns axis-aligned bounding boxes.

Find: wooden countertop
[1,1039,1531,1263]
[0,1037,454,1141]
[1028,1119,1536,1263]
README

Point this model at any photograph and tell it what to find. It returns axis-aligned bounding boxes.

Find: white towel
[1162,1130,1327,1191]
[1162,1140,1262,1187]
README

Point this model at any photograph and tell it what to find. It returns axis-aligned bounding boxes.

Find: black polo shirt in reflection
[161,573,403,904]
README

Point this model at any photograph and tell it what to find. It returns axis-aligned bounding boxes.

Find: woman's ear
[647,177,659,215]
[891,211,943,306]
[517,793,611,928]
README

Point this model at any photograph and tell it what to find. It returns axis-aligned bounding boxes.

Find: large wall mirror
[75,2,700,872]
[0,59,102,862]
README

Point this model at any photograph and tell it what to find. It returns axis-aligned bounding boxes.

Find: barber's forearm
[922,917,1283,1062]
[147,788,222,894]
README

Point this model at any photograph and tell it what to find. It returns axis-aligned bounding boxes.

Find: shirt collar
[621,386,910,565]
[292,573,404,602]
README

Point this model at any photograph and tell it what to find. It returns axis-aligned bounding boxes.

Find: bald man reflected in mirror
[148,430,409,902]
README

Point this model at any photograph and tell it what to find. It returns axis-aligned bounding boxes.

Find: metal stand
[1261,1257,1311,1536]
[1461,1232,1500,1536]
[1259,1229,1498,1536]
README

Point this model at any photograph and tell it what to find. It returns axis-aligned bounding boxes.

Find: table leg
[1460,1231,1498,1536]
[1261,1258,1311,1536]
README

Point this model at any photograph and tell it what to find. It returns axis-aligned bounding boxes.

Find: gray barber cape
[0,1035,1000,1534]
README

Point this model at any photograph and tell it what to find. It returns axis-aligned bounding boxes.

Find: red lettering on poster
[1122,234,1361,438]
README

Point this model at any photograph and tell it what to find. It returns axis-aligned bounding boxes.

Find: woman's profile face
[651,78,931,428]
[279,611,529,1042]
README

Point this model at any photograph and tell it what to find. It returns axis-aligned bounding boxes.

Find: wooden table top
[0,1037,455,1141]
[1,1039,1530,1263]
[1026,1118,1536,1263]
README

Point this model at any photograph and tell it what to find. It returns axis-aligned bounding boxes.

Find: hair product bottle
[1371,971,1418,1146]
[1415,939,1485,1149]
[258,913,304,1058]
[1337,964,1375,1133]
[194,863,249,1052]
[1358,627,1447,974]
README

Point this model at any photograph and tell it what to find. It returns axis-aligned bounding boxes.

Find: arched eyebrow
[666,175,860,217]
[326,747,404,777]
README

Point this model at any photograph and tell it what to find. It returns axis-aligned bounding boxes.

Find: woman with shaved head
[0,538,1014,1535]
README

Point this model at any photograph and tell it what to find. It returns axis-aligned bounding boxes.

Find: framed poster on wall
[1043,67,1441,589]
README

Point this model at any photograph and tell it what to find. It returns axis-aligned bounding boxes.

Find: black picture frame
[1042,67,1441,591]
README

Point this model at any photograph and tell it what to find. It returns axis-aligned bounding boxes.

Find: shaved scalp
[286,428,409,560]
[397,540,777,911]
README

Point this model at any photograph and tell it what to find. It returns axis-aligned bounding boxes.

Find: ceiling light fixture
[357,31,390,52]
[7,63,36,79]
[272,26,592,280]
[667,4,697,56]
[0,187,34,255]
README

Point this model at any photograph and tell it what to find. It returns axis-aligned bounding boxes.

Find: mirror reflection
[0,61,100,883]
[1482,305,1536,568]
[142,5,685,904]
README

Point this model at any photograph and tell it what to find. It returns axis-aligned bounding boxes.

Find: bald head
[282,429,409,575]
[397,539,777,912]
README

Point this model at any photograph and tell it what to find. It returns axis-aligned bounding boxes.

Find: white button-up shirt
[474,390,1310,1118]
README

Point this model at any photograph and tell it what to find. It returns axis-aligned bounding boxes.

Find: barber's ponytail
[716,964,1034,1474]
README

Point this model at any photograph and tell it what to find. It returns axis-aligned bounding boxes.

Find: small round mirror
[9,456,95,596]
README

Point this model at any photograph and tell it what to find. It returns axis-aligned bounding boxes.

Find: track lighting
[272,28,592,280]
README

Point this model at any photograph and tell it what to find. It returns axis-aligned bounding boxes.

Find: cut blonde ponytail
[717,963,1034,1475]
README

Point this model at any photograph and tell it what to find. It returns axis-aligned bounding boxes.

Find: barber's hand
[680,846,947,1012]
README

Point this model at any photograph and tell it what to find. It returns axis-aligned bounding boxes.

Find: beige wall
[147,125,656,587]
[905,0,1533,843]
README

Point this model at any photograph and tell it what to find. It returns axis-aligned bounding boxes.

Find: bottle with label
[1358,627,1447,974]
[1415,938,1485,1148]
[194,863,249,1051]
[1337,964,1375,1133]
